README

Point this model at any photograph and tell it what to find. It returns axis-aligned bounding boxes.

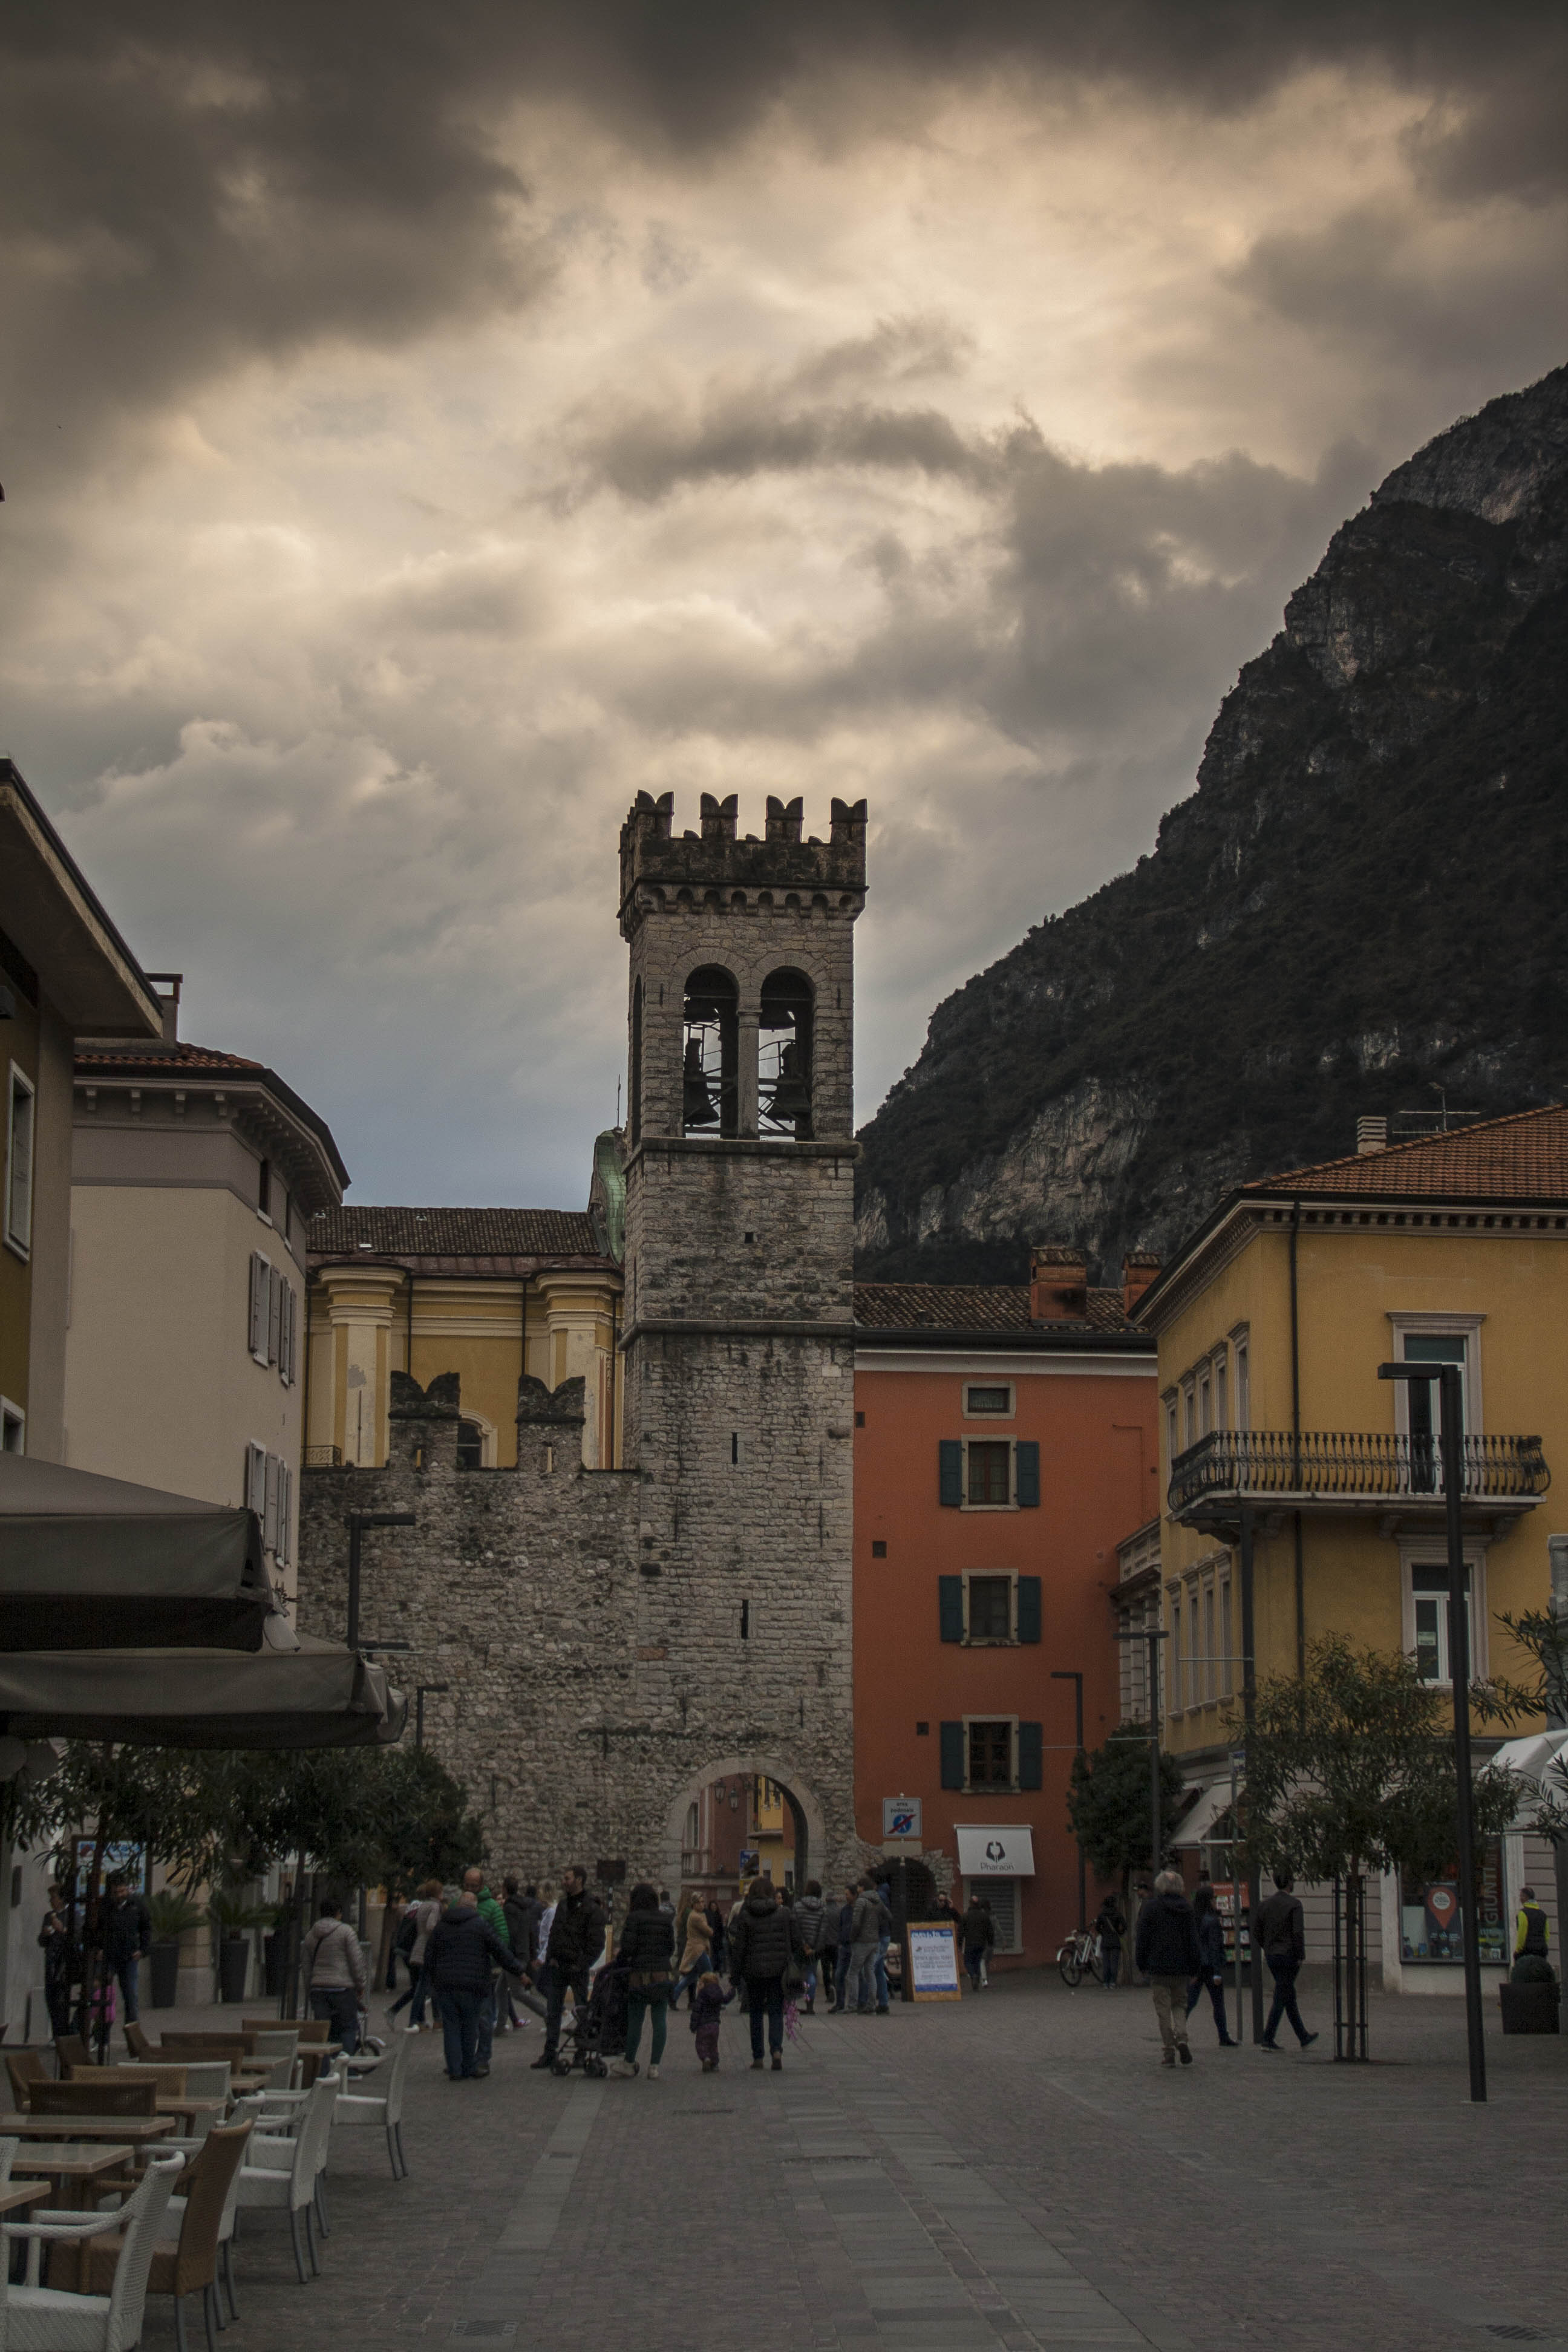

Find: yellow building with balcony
[1135,1106,1566,1990]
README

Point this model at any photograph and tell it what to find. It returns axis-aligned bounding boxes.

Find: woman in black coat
[1185,1885,1237,2045]
[615,1881,675,2078]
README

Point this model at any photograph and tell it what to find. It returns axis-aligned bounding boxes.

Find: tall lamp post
[344,1509,416,1651]
[1115,1627,1169,1889]
[1051,1670,1086,1930]
[1379,1359,1486,2105]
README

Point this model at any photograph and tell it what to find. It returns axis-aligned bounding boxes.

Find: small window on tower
[871,1540,887,1558]
[682,966,739,1138]
[758,968,814,1140]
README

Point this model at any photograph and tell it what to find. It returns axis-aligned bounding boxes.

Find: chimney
[1030,1244,1087,1322]
[1356,1116,1388,1155]
[1122,1252,1160,1317]
[145,972,182,1047]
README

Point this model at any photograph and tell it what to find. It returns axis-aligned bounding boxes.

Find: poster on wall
[905,1924,961,2002]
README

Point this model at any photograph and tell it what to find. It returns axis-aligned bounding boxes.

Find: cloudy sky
[3,3,1563,1206]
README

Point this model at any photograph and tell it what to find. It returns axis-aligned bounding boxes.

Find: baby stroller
[552,1956,628,2079]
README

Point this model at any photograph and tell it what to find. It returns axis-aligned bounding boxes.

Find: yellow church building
[303,1135,625,1471]
[1135,1105,1566,1990]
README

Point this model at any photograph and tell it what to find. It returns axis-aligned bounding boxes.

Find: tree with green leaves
[1067,1725,1185,1909]
[1232,1636,1519,1889]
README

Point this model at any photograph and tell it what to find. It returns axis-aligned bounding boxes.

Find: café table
[5,2142,136,2290]
[0,2112,175,2148]
[153,2095,229,2134]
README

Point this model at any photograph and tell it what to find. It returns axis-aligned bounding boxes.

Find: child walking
[689,1970,734,2071]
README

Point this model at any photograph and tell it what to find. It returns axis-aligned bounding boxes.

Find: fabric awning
[1490,1731,1568,1786]
[955,1826,1036,1877]
[1171,1783,1232,1847]
[0,1635,405,1749]
[0,1455,281,1650]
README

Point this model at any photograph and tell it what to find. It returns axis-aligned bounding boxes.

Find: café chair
[330,2025,414,2178]
[82,2120,252,2352]
[234,2074,336,2284]
[0,2148,183,2347]
[5,2051,50,2109]
[30,2080,158,2120]
[52,2035,92,2074]
[122,2023,154,2063]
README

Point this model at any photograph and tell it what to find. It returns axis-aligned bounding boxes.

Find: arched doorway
[662,1753,828,1902]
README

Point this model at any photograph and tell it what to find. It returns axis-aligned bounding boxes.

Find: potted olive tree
[146,1889,203,2008]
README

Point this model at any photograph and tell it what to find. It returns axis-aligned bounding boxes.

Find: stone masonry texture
[298,792,867,1888]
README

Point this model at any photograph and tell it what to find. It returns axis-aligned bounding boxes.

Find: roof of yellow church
[309,1204,613,1272]
[1243,1103,1568,1204]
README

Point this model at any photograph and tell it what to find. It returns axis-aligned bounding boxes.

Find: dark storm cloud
[2,0,1561,475]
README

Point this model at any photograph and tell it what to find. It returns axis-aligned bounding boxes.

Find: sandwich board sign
[905,1923,961,2002]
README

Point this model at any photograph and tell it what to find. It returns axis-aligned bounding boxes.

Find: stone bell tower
[619,789,867,1882]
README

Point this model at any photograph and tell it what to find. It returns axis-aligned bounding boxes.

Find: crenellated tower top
[619,792,867,942]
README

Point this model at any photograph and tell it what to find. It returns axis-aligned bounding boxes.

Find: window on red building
[968,1576,1012,1641]
[967,1442,1010,1506]
[968,1720,1013,1786]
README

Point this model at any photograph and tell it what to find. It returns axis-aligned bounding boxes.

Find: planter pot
[1498,1981,1559,2035]
[148,1942,181,2010]
[218,1936,250,2005]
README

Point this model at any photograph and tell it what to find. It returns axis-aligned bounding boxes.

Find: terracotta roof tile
[76,1043,265,1073]
[854,1282,1138,1333]
[1244,1103,1568,1203]
[310,1206,606,1260]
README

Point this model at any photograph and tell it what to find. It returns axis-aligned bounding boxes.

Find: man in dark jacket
[500,1876,542,2034]
[1134,1870,1202,2065]
[425,1894,527,2080]
[531,1867,607,2071]
[727,1878,803,2069]
[1256,1873,1318,2051]
[100,1874,152,2024]
[960,1896,995,1994]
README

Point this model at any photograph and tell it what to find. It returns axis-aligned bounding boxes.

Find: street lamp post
[1051,1670,1086,1930]
[1115,1627,1169,1888]
[344,1509,416,1651]
[415,1684,450,1749]
[1379,1359,1486,2104]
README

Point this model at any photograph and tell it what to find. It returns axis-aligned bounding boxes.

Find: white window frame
[1399,1535,1488,1684]
[457,1411,497,1469]
[962,1570,1018,1647]
[1181,1377,1196,1451]
[1197,1366,1212,1437]
[1212,1350,1229,1432]
[248,1253,271,1365]
[1163,1391,1178,1481]
[958,1435,1018,1512]
[1388,1313,1485,1438]
[962,1381,1016,1421]
[1,1395,25,1454]
[5,1063,36,1261]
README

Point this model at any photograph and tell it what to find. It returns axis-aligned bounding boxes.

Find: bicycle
[1056,1928,1103,1988]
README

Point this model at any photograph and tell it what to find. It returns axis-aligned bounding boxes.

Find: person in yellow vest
[1513,1886,1553,1981]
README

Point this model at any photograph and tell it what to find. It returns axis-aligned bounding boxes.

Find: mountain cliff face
[855,368,1568,1282]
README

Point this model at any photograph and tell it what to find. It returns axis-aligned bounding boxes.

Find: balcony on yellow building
[1169,1427,1548,1532]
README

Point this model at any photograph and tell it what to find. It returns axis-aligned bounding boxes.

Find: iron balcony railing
[1169,1428,1549,1518]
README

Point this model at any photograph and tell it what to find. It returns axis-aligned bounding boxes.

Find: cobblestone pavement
[128,1972,1568,2351]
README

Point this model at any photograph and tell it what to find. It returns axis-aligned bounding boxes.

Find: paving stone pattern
[146,1971,1568,2351]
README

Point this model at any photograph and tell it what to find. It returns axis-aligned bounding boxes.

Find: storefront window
[1400,1841,1506,1965]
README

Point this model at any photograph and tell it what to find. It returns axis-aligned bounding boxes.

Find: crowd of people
[370,1867,934,2082]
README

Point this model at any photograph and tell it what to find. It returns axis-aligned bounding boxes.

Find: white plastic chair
[331,2023,414,2178]
[234,2074,335,2282]
[1,2150,183,2350]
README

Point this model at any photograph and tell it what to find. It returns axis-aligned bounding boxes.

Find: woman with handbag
[614,1881,676,2079]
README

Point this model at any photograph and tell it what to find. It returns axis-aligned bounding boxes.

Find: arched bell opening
[682,965,739,1137]
[758,967,814,1140]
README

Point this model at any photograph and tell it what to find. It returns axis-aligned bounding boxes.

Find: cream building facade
[66,978,348,1604]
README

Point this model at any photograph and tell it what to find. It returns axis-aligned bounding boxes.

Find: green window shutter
[939,1439,962,1508]
[938,1576,965,1643]
[1015,1441,1040,1508]
[1016,1576,1041,1644]
[940,1722,965,1790]
[1018,1721,1043,1790]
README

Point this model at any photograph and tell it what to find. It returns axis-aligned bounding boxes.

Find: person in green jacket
[463,1867,511,2074]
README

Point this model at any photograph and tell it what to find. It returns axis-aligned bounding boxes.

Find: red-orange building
[852,1249,1160,1969]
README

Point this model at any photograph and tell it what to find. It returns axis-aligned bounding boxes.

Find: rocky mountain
[855,368,1568,1283]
